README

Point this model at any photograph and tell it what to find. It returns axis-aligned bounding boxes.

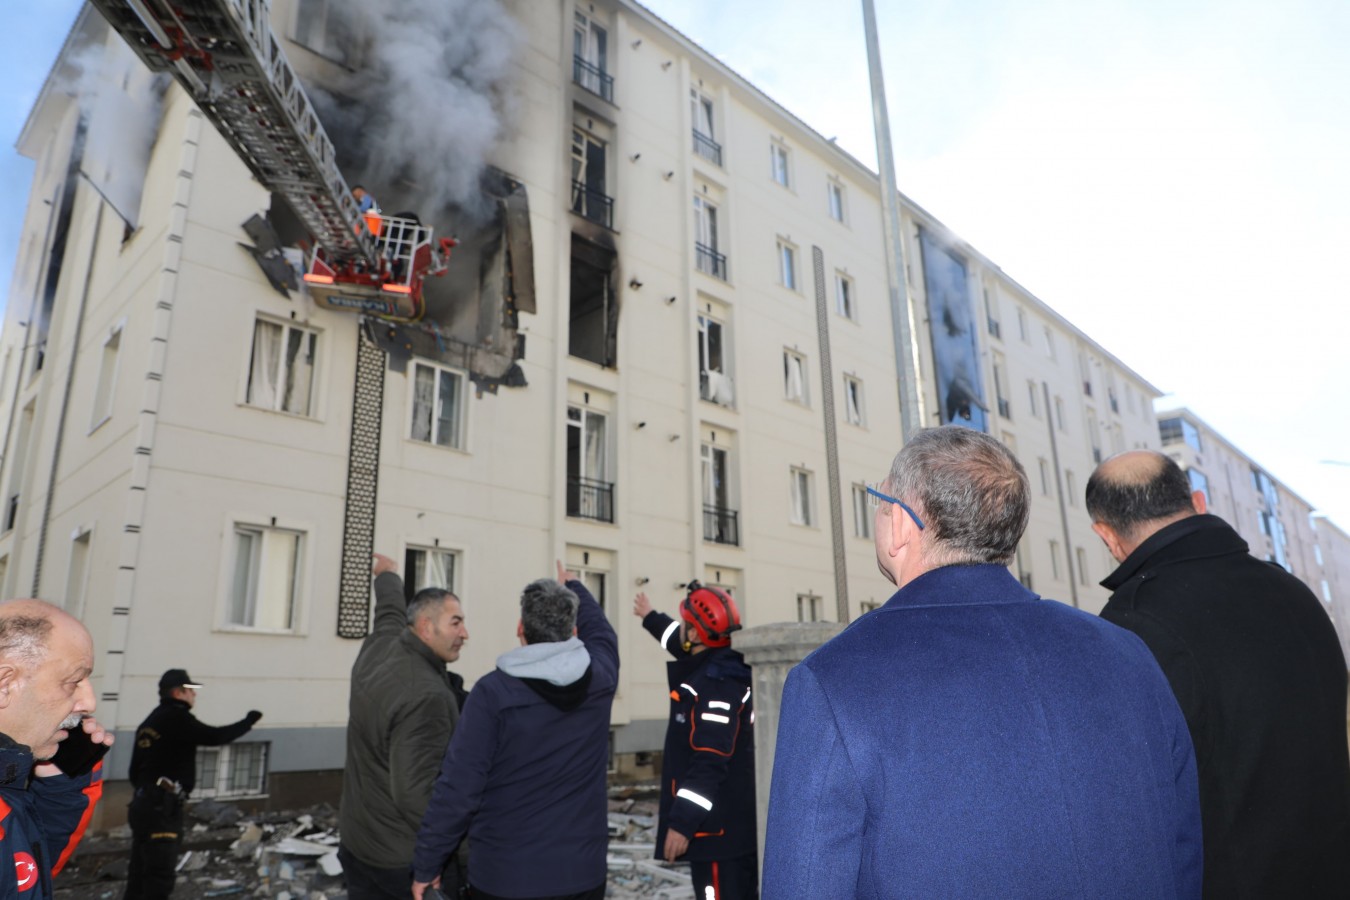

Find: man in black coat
[124,670,261,899]
[1087,450,1350,899]
[634,583,756,900]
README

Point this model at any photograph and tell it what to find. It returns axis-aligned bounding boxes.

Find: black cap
[159,669,203,692]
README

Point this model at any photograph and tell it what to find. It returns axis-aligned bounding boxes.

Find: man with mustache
[123,669,261,899]
[0,598,114,900]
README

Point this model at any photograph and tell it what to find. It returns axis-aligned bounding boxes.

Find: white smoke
[316,0,522,218]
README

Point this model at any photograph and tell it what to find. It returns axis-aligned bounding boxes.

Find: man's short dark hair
[1086,451,1194,541]
[520,580,579,644]
[407,588,458,627]
[888,426,1029,566]
[0,612,52,667]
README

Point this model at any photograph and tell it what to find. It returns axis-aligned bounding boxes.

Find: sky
[5,1,1350,534]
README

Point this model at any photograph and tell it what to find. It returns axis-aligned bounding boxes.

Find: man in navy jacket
[412,562,618,900]
[763,427,1203,898]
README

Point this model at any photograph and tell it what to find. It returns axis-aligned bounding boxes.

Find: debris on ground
[55,785,693,899]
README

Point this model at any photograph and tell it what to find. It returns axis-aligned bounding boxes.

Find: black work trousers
[122,786,184,900]
[690,853,759,900]
[338,844,468,900]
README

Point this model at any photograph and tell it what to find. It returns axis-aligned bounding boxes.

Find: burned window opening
[33,119,89,374]
[569,235,618,369]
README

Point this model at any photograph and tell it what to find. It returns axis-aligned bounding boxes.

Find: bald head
[1086,450,1203,561]
[0,599,96,759]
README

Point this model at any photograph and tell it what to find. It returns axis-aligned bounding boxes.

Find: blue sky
[5,0,1350,535]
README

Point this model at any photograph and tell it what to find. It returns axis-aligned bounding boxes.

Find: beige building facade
[2,0,1166,809]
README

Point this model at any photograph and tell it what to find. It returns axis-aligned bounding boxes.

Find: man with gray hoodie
[411,562,619,900]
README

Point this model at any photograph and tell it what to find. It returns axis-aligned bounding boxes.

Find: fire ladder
[87,0,452,320]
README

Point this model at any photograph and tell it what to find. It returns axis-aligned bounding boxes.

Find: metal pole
[862,0,923,441]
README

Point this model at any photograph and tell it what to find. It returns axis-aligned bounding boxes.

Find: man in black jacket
[124,670,261,899]
[634,583,756,900]
[1088,450,1350,899]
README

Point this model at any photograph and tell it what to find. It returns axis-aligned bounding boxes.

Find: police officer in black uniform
[123,670,262,900]
[634,584,757,900]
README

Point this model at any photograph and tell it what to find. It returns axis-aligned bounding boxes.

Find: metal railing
[693,131,722,166]
[695,243,727,281]
[703,505,739,546]
[573,56,614,102]
[567,476,614,523]
[571,180,614,229]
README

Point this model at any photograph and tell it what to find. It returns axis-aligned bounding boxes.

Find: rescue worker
[123,670,261,900]
[633,584,757,900]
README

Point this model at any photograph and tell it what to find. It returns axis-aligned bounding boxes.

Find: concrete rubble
[55,785,692,899]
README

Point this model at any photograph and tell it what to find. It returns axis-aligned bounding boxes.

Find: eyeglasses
[866,484,926,530]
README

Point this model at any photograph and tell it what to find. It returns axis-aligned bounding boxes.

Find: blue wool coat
[762,564,1202,899]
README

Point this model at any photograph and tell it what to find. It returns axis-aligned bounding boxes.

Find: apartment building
[0,0,1163,812]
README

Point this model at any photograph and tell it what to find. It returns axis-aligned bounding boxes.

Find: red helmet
[680,581,742,648]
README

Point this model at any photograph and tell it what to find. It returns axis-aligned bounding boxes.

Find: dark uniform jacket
[340,571,462,869]
[0,734,104,899]
[1101,514,1350,899]
[642,612,756,863]
[128,701,255,794]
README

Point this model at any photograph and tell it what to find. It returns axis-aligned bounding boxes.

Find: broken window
[246,319,317,417]
[294,0,356,65]
[403,546,458,602]
[702,441,736,545]
[693,196,726,280]
[567,404,612,522]
[698,314,732,406]
[790,467,814,526]
[571,128,611,228]
[229,524,301,631]
[569,235,618,368]
[691,90,721,165]
[835,272,854,319]
[844,376,865,426]
[784,350,808,405]
[410,361,466,449]
[573,13,612,101]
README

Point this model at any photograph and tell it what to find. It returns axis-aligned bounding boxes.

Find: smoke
[64,36,169,229]
[314,0,522,220]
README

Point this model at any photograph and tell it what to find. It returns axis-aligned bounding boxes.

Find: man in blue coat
[763,426,1203,899]
[412,562,618,900]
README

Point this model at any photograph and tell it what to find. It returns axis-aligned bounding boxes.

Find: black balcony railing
[573,56,613,102]
[987,317,1001,340]
[704,504,739,546]
[693,130,722,167]
[567,475,614,523]
[695,242,727,281]
[571,180,614,229]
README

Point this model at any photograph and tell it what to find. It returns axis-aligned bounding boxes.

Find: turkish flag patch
[14,851,38,891]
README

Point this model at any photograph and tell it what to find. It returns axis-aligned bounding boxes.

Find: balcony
[571,180,613,229]
[567,476,614,523]
[695,242,727,281]
[704,505,740,546]
[573,56,613,103]
[693,130,722,167]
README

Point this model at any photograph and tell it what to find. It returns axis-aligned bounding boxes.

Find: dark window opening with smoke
[569,236,618,369]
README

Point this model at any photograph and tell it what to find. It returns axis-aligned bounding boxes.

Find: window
[984,287,1001,339]
[698,313,733,406]
[1049,540,1061,580]
[691,90,721,166]
[770,142,791,187]
[797,592,823,622]
[852,484,871,538]
[827,181,846,222]
[567,403,612,522]
[702,440,737,545]
[783,350,808,405]
[1038,458,1052,496]
[294,0,353,65]
[1017,307,1029,342]
[835,272,855,319]
[410,361,465,449]
[247,319,317,417]
[1187,468,1210,505]
[993,355,1010,419]
[229,525,302,631]
[569,235,618,366]
[90,325,122,429]
[843,376,864,426]
[789,467,814,526]
[1042,325,1056,360]
[1065,470,1078,507]
[1054,396,1066,432]
[570,127,611,228]
[1079,353,1094,397]
[195,742,267,799]
[1027,380,1040,418]
[572,12,611,101]
[65,529,92,618]
[402,546,457,603]
[1076,547,1089,587]
[777,240,797,290]
[693,196,726,280]
[1159,417,1202,453]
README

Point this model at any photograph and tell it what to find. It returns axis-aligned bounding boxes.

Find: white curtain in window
[584,412,605,479]
[256,529,298,630]
[694,198,715,248]
[436,370,460,447]
[692,92,714,137]
[282,328,315,415]
[411,365,435,442]
[248,321,282,410]
[701,446,716,507]
[230,529,258,626]
[422,549,453,592]
[790,470,807,525]
[785,354,805,401]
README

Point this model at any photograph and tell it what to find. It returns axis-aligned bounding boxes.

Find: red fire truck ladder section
[87,0,455,321]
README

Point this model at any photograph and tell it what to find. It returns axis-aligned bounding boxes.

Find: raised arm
[634,592,686,658]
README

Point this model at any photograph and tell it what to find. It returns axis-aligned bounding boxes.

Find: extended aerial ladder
[87,0,455,321]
